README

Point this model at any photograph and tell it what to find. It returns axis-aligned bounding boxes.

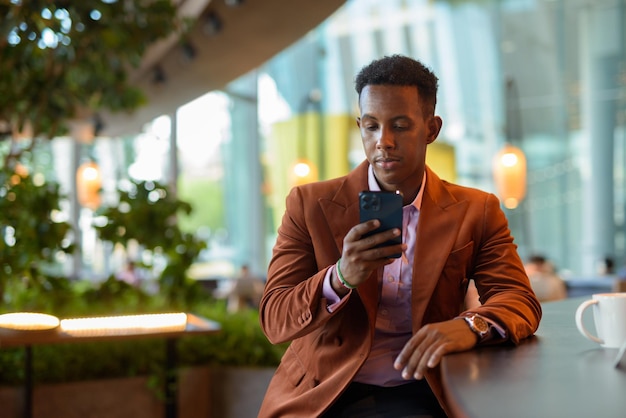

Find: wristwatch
[463,314,490,343]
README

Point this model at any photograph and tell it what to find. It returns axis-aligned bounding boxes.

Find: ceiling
[100,0,346,137]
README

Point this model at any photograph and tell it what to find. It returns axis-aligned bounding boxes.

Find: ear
[356,117,361,129]
[426,116,443,144]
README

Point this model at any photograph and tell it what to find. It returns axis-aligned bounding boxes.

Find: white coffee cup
[575,292,626,349]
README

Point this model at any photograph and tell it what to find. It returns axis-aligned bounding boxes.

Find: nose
[376,127,396,150]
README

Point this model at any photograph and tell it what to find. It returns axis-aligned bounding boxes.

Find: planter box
[0,366,274,418]
[209,367,274,418]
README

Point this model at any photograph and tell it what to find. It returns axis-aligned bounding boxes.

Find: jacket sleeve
[467,193,542,344]
[259,186,340,344]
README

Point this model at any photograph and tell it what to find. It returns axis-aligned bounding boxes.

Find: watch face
[473,316,489,333]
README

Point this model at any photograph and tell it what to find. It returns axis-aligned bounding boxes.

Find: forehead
[358,84,421,116]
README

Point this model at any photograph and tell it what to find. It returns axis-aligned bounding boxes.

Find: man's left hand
[393,318,477,380]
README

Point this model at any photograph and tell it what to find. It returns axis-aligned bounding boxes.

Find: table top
[0,313,220,348]
[441,297,626,418]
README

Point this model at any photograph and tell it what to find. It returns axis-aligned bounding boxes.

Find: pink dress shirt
[322,166,423,386]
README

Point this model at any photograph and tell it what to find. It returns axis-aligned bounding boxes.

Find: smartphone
[359,191,403,258]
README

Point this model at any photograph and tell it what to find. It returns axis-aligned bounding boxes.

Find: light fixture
[180,41,197,62]
[224,0,244,6]
[290,158,318,186]
[76,160,102,210]
[152,65,167,84]
[203,11,223,36]
[0,312,60,331]
[0,312,189,336]
[59,313,188,336]
[492,144,527,209]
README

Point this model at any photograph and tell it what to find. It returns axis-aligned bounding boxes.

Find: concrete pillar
[579,5,620,275]
[224,72,266,275]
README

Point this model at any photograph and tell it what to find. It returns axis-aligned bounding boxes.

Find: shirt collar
[367,165,425,211]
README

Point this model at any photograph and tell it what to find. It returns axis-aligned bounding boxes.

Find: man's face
[357,84,442,198]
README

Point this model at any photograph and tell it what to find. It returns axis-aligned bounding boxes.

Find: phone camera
[360,194,380,211]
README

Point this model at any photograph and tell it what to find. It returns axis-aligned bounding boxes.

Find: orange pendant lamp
[290,158,318,186]
[492,144,527,209]
[76,161,102,210]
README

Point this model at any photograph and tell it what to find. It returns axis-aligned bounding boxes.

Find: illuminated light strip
[60,313,188,336]
[0,312,60,331]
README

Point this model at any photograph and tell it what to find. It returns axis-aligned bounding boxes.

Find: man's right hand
[333,219,406,291]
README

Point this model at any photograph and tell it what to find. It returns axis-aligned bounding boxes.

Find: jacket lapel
[319,161,380,322]
[411,168,469,329]
[318,162,367,255]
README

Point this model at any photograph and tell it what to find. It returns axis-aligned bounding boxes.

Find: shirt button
[381,309,389,316]
[387,276,394,283]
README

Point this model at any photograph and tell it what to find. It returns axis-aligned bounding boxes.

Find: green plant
[0,1,190,142]
[180,301,289,368]
[0,153,74,303]
[93,179,206,307]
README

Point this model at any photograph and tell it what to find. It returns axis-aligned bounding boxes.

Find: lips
[375,156,401,170]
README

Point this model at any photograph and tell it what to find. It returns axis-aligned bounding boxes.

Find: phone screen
[358,191,403,258]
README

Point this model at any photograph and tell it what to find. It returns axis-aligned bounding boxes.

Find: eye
[393,124,409,131]
[363,124,378,131]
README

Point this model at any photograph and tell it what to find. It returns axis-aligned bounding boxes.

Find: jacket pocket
[443,241,474,278]
[437,241,475,309]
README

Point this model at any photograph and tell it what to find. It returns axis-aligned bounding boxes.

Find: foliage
[93,179,207,307]
[180,301,289,368]
[0,148,206,308]
[0,279,286,385]
[0,0,191,141]
[0,153,74,303]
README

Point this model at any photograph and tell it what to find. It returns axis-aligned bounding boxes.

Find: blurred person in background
[223,264,265,312]
[524,254,567,302]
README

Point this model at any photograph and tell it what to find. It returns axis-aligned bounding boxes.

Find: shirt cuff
[323,264,350,312]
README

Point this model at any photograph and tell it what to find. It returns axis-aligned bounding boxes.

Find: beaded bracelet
[336,258,357,289]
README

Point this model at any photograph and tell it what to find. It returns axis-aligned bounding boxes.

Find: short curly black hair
[355,54,439,116]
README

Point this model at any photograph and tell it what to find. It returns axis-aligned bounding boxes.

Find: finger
[426,344,448,369]
[346,220,381,241]
[393,335,423,378]
[367,242,406,260]
[394,328,446,380]
[360,227,401,247]
[403,346,428,380]
[360,229,404,259]
[410,338,437,380]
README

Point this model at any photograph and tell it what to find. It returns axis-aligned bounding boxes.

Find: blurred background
[2,0,625,287]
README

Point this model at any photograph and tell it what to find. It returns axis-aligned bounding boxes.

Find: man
[259,55,541,417]
[524,254,567,302]
[226,264,265,312]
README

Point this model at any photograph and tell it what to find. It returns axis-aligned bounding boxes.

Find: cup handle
[575,299,604,345]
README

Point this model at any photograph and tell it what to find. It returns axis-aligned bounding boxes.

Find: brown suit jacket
[259,162,541,417]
